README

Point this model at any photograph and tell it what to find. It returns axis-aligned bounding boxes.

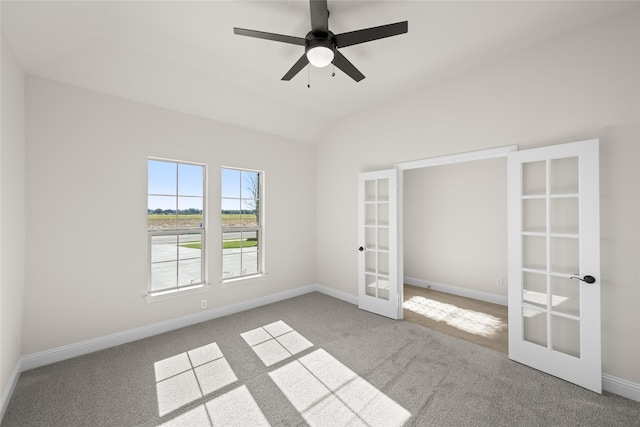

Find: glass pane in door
[377,178,389,202]
[550,157,578,194]
[365,274,377,297]
[523,236,546,270]
[365,180,376,202]
[551,315,580,358]
[550,237,579,274]
[377,203,389,226]
[523,307,547,347]
[377,228,389,251]
[522,271,547,309]
[365,251,376,274]
[522,161,546,195]
[551,197,579,234]
[523,199,546,233]
[550,276,580,317]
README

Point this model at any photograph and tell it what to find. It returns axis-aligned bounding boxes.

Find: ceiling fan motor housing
[305,31,335,54]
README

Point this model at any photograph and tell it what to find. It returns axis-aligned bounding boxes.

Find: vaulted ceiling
[2,1,635,144]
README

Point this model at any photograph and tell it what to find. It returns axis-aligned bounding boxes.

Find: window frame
[221,167,265,283]
[147,157,208,299]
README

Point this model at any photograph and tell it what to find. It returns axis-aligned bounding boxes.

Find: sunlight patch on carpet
[241,320,313,366]
[270,349,411,427]
[403,296,506,337]
[158,385,270,427]
[154,342,238,416]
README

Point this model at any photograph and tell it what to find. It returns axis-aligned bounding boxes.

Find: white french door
[357,169,403,319]
[507,139,601,393]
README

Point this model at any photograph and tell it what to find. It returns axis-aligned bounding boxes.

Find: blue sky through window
[148,160,203,211]
[221,168,259,213]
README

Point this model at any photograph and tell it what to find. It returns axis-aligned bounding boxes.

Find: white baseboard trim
[602,373,640,402]
[6,282,639,416]
[21,284,318,371]
[313,283,358,305]
[0,360,22,422]
[404,276,508,306]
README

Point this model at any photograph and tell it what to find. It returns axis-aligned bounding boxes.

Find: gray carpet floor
[2,292,639,426]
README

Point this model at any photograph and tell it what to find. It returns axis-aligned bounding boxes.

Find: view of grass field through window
[147,161,262,289]
[222,168,262,279]
[148,159,205,293]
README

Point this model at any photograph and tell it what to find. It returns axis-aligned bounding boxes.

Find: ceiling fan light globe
[307,46,334,68]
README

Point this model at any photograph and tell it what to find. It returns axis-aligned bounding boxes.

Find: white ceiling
[2,1,636,144]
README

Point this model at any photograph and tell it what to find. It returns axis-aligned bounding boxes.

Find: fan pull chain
[332,62,336,77]
[307,67,311,89]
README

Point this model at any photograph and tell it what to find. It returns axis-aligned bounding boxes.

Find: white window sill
[220,273,268,288]
[144,283,211,303]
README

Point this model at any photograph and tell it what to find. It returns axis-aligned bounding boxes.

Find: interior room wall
[316,10,639,384]
[403,158,507,299]
[23,77,316,355]
[0,34,26,406]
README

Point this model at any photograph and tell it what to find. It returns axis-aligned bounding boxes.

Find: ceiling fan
[233,0,408,82]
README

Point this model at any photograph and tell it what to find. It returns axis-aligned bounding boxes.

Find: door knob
[358,246,365,252]
[570,275,596,284]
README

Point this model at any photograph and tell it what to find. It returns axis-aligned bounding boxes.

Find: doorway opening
[396,146,515,354]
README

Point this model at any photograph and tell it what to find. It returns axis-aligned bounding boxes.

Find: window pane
[148,197,178,230]
[222,198,241,227]
[222,169,241,198]
[242,171,260,200]
[242,252,259,275]
[223,231,242,250]
[240,231,258,253]
[148,159,206,295]
[151,261,177,291]
[178,196,203,229]
[178,257,202,287]
[178,233,202,259]
[222,253,241,279]
[178,163,203,196]
[241,199,258,226]
[221,168,262,280]
[149,160,177,195]
[151,234,178,263]
[150,234,178,291]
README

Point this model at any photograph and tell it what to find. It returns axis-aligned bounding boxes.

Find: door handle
[358,246,365,252]
[570,275,596,284]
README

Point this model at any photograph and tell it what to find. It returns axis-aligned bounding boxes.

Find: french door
[357,169,402,319]
[507,139,601,393]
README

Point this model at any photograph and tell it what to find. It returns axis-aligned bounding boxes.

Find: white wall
[23,77,316,354]
[0,33,26,408]
[404,158,507,298]
[316,10,640,384]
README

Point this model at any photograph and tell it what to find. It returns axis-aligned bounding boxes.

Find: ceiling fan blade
[309,0,329,33]
[335,21,408,48]
[234,27,306,45]
[333,51,365,82]
[282,54,310,81]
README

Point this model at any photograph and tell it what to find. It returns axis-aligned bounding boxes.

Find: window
[148,159,205,294]
[221,168,263,280]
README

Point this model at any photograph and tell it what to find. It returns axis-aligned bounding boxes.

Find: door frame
[393,144,517,313]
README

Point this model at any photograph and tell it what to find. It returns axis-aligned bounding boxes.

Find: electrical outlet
[496,277,503,287]
[201,300,207,309]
